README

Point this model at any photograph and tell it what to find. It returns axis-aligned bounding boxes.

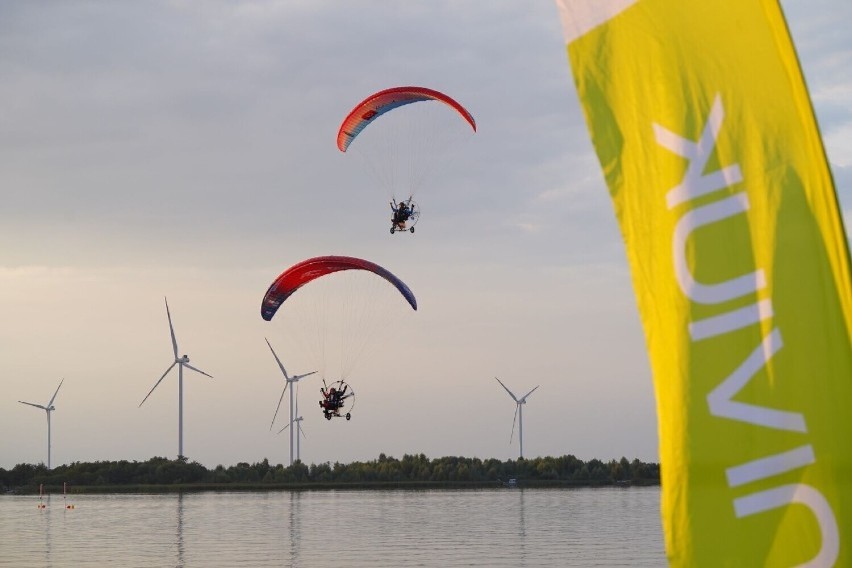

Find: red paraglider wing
[261,256,417,321]
[336,86,476,152]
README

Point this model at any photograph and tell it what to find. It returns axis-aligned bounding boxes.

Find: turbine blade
[510,404,519,444]
[139,361,177,407]
[265,338,290,381]
[495,377,519,402]
[165,297,178,359]
[293,371,317,381]
[47,378,64,407]
[277,421,291,435]
[298,423,307,439]
[183,362,213,378]
[18,401,47,410]
[519,385,540,402]
[270,383,288,430]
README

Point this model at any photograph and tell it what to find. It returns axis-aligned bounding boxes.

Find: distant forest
[2,454,659,492]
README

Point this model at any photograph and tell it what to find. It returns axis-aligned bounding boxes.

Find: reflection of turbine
[518,488,527,563]
[288,491,302,566]
[41,490,53,563]
[18,379,64,469]
[278,385,307,462]
[495,377,539,459]
[139,298,213,459]
[267,338,316,466]
[175,492,185,567]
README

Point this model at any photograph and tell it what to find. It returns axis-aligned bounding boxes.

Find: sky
[1,1,849,470]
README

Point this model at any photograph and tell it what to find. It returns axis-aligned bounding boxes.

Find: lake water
[1,487,666,567]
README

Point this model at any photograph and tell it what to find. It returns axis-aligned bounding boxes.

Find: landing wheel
[390,227,395,234]
[410,227,415,233]
[325,412,332,420]
[346,413,351,421]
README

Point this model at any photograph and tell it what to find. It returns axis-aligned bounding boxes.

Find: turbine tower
[266,338,315,466]
[139,297,213,459]
[495,377,539,459]
[278,386,307,462]
[18,379,64,469]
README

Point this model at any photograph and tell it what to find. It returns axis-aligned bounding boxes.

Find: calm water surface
[1,487,665,567]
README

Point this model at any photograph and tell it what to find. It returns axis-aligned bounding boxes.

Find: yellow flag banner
[555,0,852,565]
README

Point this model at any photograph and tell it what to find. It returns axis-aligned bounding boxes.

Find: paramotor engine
[320,379,355,421]
[390,197,419,234]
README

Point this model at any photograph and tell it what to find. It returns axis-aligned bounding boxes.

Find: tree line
[1,454,659,491]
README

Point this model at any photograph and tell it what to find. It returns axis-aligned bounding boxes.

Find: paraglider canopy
[336,86,477,232]
[336,86,476,152]
[261,255,418,390]
[261,255,418,321]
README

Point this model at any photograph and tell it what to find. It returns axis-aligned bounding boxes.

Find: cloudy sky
[2,1,849,469]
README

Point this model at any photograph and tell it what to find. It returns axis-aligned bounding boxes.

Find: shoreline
[7,478,659,495]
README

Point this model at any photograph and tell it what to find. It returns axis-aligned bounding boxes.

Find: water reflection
[288,491,302,567]
[175,493,185,568]
[42,494,53,568]
[1,488,665,567]
[518,489,527,565]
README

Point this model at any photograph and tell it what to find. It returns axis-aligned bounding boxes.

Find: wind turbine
[278,385,307,462]
[495,377,539,459]
[266,338,316,466]
[139,297,213,459]
[18,379,64,469]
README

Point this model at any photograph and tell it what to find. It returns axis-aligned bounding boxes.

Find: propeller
[496,377,539,447]
[266,337,316,429]
[139,298,213,408]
